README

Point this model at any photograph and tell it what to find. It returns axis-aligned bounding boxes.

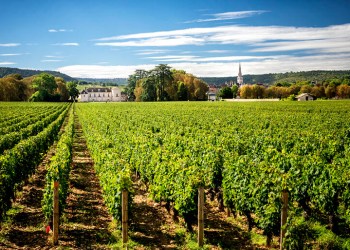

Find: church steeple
[237,63,243,85]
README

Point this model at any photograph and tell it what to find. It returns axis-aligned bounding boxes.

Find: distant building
[207,85,219,101]
[237,63,243,86]
[79,87,122,102]
[296,93,314,101]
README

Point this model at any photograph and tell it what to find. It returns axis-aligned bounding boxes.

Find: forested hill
[0,67,75,82]
[76,78,127,85]
[201,70,350,86]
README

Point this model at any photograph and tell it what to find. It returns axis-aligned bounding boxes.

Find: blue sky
[1,0,350,78]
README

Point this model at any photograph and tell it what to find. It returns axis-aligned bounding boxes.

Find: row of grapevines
[0,104,68,154]
[221,102,350,243]
[42,105,75,221]
[0,105,62,135]
[76,101,350,238]
[0,103,70,220]
[76,102,229,229]
[0,107,54,127]
[75,105,133,222]
[0,102,60,124]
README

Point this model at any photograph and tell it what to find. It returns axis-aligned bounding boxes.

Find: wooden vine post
[122,189,128,246]
[53,181,59,245]
[280,189,288,250]
[198,186,204,247]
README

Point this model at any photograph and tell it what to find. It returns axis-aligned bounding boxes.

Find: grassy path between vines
[58,115,113,249]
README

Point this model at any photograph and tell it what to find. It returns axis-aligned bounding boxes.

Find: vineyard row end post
[198,186,204,247]
[53,181,59,245]
[122,189,128,246]
[280,189,288,250]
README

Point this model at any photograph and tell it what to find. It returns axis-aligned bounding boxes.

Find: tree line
[216,79,350,100]
[202,70,350,86]
[0,73,79,102]
[126,64,208,101]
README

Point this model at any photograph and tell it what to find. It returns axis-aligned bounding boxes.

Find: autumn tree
[127,69,148,101]
[55,77,69,101]
[0,74,28,101]
[325,85,337,99]
[177,81,188,101]
[130,66,208,102]
[336,84,350,98]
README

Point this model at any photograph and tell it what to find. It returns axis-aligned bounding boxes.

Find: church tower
[237,63,243,85]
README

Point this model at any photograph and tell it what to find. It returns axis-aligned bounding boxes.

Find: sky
[0,0,350,78]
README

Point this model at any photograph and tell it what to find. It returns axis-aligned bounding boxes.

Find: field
[0,101,350,249]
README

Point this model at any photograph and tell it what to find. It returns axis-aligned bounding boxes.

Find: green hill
[0,67,76,82]
[201,70,350,86]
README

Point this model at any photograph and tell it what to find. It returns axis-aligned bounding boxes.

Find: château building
[237,63,243,85]
[79,87,124,102]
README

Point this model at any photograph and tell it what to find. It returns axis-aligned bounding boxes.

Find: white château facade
[237,63,243,85]
[79,87,122,102]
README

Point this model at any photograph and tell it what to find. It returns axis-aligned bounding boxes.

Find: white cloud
[41,59,63,62]
[185,10,267,23]
[0,62,16,65]
[57,64,156,78]
[45,55,64,58]
[0,43,20,47]
[205,50,230,53]
[147,55,200,62]
[49,29,73,32]
[96,36,204,47]
[147,54,282,63]
[57,53,350,78]
[0,53,21,56]
[53,43,79,46]
[250,37,350,53]
[136,49,169,55]
[94,24,350,56]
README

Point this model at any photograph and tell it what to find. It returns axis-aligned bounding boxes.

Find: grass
[250,231,267,246]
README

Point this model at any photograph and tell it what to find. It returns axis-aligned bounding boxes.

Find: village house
[207,85,219,101]
[296,93,314,101]
[79,87,123,102]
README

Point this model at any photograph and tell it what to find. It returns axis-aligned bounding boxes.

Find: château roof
[80,87,111,94]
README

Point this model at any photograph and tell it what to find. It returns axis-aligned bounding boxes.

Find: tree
[299,85,312,94]
[218,86,233,99]
[336,84,350,99]
[126,69,148,101]
[30,73,57,101]
[251,85,265,99]
[325,85,336,99]
[232,85,238,98]
[66,81,80,101]
[128,65,208,102]
[140,76,157,101]
[152,64,173,101]
[55,77,69,101]
[177,81,188,101]
[240,85,252,99]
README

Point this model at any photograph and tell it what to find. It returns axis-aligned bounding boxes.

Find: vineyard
[76,101,350,248]
[0,102,70,221]
[0,101,350,249]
